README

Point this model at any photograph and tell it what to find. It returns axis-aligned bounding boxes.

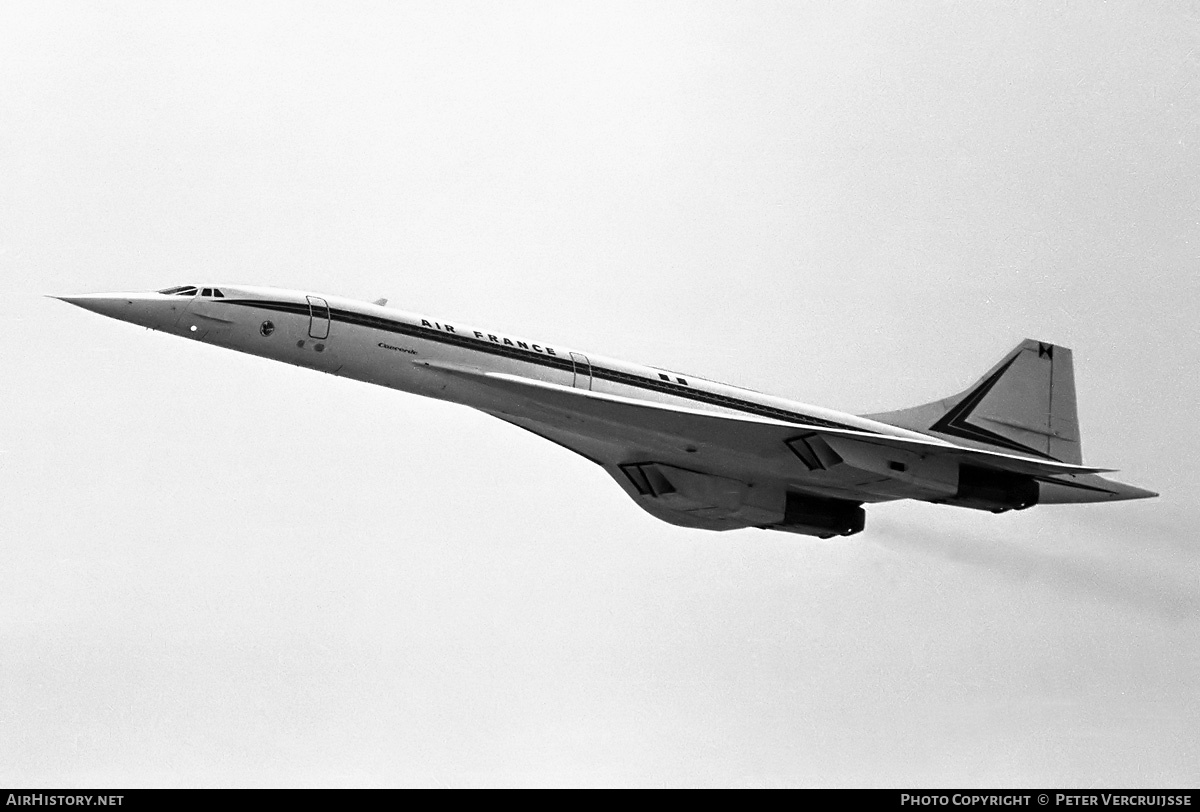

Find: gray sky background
[2,0,1197,787]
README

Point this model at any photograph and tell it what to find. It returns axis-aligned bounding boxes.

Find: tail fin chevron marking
[928,354,1055,459]
[864,339,1083,465]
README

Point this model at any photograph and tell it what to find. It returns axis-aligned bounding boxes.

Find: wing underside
[417,360,1154,535]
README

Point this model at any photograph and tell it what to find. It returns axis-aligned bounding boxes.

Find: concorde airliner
[58,285,1156,538]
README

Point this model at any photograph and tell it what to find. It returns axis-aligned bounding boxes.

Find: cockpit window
[158,285,223,296]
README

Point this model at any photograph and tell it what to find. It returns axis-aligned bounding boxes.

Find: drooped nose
[54,293,139,319]
[53,292,182,331]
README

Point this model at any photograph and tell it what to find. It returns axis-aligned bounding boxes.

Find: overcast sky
[2,0,1197,788]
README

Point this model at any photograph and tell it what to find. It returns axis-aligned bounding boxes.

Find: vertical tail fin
[864,340,1082,464]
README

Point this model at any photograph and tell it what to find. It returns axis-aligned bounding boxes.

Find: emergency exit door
[307,296,330,339]
[570,352,592,390]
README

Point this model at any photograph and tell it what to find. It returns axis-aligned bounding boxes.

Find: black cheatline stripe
[930,353,1058,461]
[225,299,858,431]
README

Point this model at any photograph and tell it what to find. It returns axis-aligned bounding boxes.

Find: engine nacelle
[943,465,1039,512]
[769,492,865,538]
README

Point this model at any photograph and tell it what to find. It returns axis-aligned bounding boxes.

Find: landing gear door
[570,352,592,390]
[307,296,330,339]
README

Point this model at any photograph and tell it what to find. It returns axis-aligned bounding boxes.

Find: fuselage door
[307,296,330,339]
[570,352,592,390]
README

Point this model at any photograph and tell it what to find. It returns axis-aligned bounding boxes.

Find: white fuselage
[145,285,919,443]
